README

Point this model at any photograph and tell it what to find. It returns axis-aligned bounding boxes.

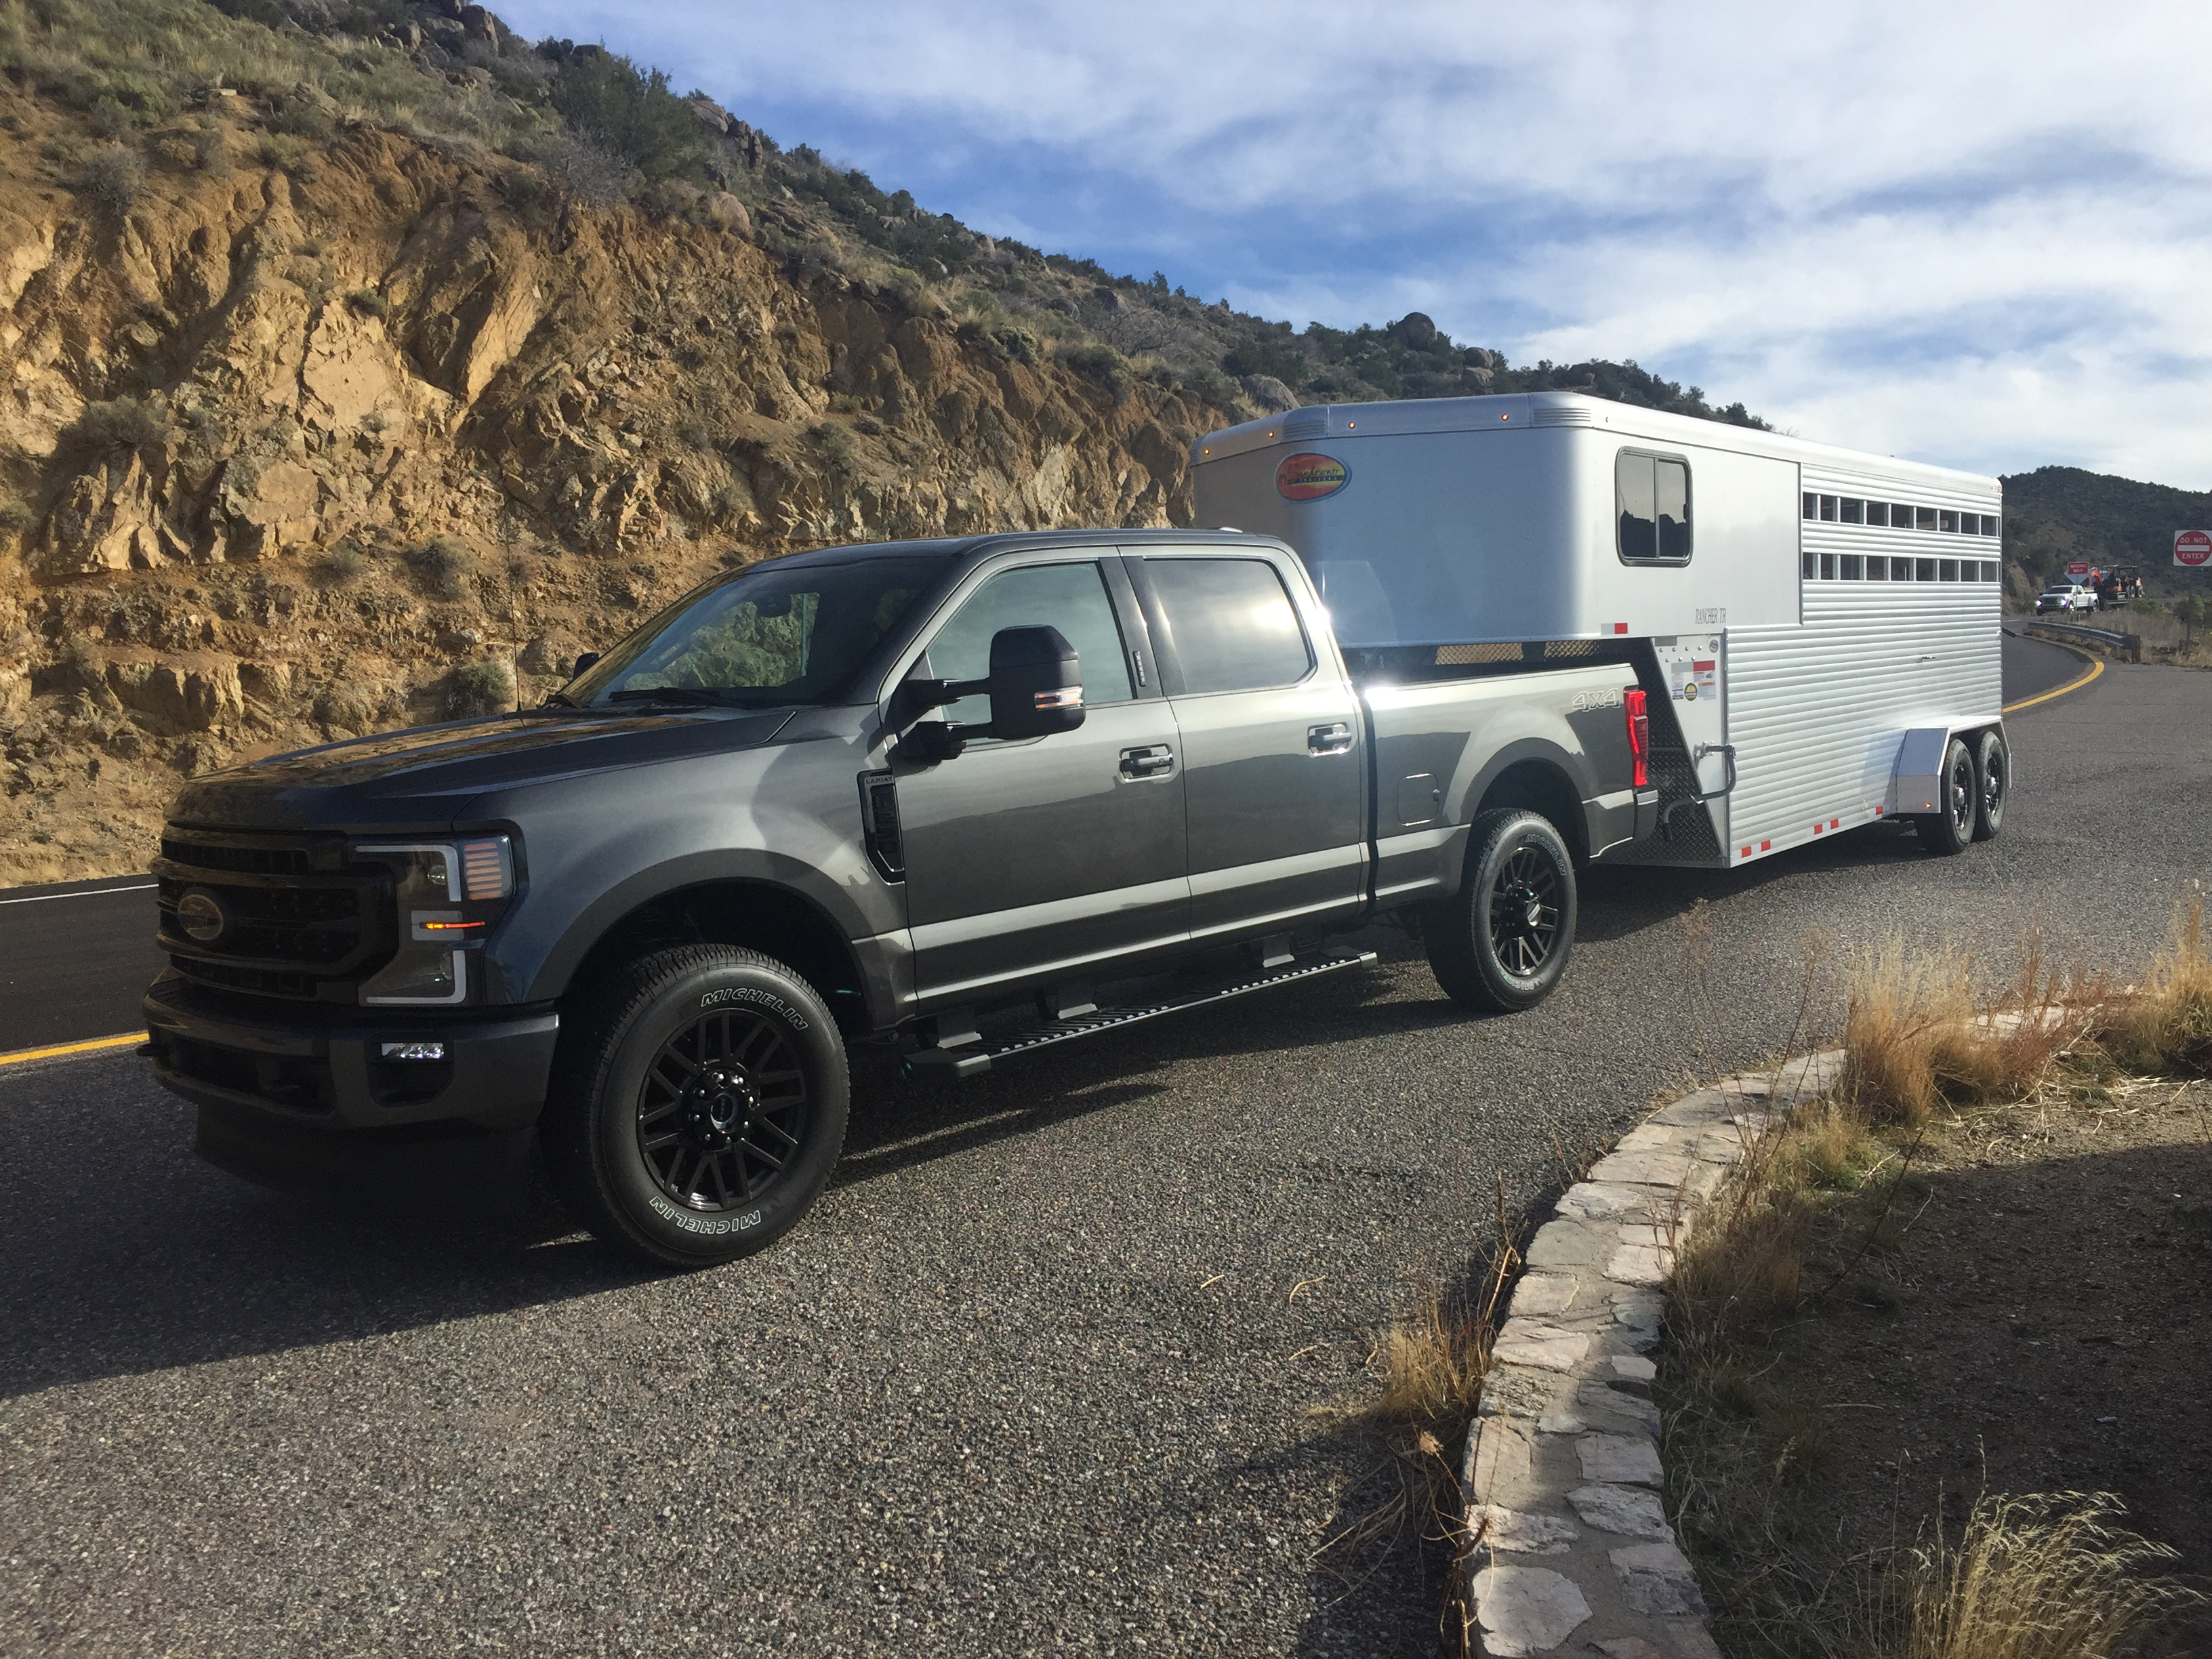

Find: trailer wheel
[1425,808,1578,1012]
[1917,737,1978,857]
[1972,729,2008,842]
[544,945,848,1269]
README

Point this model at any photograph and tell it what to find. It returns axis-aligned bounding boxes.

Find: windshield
[569,555,952,709]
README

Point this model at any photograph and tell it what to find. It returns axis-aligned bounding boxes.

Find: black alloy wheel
[1488,845,1563,977]
[1919,737,1976,857]
[545,943,849,1268]
[1425,807,1579,1013]
[1973,729,2008,842]
[636,1008,809,1213]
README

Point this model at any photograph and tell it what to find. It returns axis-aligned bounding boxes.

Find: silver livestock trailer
[1190,390,2009,865]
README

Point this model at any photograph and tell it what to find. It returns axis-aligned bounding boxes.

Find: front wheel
[1972,729,2008,842]
[1424,808,1578,1013]
[544,945,849,1269]
[1917,737,1977,857]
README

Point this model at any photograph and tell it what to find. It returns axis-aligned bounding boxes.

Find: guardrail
[2018,619,2142,661]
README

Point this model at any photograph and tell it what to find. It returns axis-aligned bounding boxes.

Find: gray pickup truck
[144,529,1656,1265]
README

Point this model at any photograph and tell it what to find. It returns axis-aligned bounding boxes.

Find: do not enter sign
[2177,529,2212,567]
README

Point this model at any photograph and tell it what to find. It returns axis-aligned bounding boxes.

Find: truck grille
[155,827,392,1002]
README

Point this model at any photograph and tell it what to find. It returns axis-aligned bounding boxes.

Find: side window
[1145,558,1313,695]
[921,562,1132,726]
[1616,451,1692,565]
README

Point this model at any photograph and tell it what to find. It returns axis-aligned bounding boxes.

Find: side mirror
[985,625,1084,740]
[571,651,601,679]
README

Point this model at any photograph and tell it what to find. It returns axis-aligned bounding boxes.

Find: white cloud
[497,0,2212,484]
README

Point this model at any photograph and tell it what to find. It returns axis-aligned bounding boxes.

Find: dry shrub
[2098,901,2212,1074]
[1881,1491,2203,1659]
[1840,935,2071,1124]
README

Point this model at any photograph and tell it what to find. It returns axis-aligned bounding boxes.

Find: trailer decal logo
[1275,453,1349,501]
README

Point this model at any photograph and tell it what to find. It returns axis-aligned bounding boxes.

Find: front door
[1129,551,1367,944]
[894,557,1189,1005]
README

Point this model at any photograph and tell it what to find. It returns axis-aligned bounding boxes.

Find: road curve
[2,647,2201,1656]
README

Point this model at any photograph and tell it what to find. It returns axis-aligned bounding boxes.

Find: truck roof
[766,527,1287,569]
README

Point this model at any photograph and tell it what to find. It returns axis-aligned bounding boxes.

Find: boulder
[1239,374,1298,413]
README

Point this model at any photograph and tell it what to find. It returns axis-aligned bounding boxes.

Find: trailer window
[1982,561,1999,581]
[1916,507,1938,531]
[1866,556,1889,580]
[1866,502,1890,527]
[1801,549,1816,579]
[1616,451,1692,565]
[1938,510,1958,533]
[1819,495,1838,521]
[1916,557,1938,581]
[1841,498,1864,525]
[1983,514,2001,537]
[1893,502,1915,527]
[1802,493,1817,520]
[1841,554,1863,579]
[1940,558,1960,581]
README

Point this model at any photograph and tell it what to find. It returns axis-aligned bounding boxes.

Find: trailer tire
[1425,808,1578,1013]
[1972,729,2008,842]
[1917,737,1978,857]
[544,945,848,1269]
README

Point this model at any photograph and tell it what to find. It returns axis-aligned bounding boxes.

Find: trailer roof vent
[1532,404,1594,426]
[1282,410,1327,439]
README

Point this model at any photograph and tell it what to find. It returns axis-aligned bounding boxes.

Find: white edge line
[0,883,157,906]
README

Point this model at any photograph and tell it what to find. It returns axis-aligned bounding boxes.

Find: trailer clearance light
[1623,689,1650,787]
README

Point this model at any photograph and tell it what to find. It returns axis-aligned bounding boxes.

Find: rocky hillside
[2000,466,2211,600]
[0,0,1765,884]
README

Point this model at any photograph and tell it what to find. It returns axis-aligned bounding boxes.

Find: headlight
[352,836,517,1006]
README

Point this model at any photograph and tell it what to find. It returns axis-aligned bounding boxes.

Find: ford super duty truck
[144,529,1662,1266]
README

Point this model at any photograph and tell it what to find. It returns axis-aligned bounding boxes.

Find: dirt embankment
[0,91,1227,884]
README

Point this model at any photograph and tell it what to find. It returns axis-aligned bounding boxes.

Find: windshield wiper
[607,686,754,708]
[533,690,587,712]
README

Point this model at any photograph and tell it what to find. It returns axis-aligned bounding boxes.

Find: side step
[902,949,1380,1080]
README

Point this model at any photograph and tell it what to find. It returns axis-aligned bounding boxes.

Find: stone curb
[1458,1049,1847,1658]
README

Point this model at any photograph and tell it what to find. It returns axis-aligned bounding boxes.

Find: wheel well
[567,881,867,1030]
[1477,760,1588,863]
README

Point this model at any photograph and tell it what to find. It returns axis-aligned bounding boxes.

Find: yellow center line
[2003,645,2104,714]
[0,1031,144,1067]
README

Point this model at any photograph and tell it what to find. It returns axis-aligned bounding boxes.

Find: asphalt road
[4,641,2203,1657]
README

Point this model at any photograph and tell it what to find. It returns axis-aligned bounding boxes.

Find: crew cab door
[890,556,1190,1005]
[1126,550,1366,943]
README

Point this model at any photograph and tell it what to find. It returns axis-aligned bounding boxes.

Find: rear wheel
[1917,737,1977,857]
[1972,729,2008,842]
[1425,808,1578,1012]
[544,945,848,1269]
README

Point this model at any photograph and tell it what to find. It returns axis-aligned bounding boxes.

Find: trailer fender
[1885,719,2007,817]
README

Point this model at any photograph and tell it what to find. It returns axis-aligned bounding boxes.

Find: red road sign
[2176,530,2212,567]
[2066,560,2091,577]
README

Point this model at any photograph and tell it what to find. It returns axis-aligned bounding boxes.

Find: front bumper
[143,974,560,1194]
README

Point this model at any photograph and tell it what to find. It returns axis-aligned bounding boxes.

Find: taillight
[1624,689,1650,788]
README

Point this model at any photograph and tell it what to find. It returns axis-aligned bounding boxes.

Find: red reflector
[1830,817,1840,829]
[1875,805,1884,815]
[1760,840,1771,851]
[1813,823,1823,834]
[1622,689,1649,788]
[1612,623,1629,634]
[1740,846,1752,857]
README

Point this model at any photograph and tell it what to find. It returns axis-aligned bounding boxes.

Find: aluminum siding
[1725,578,2002,862]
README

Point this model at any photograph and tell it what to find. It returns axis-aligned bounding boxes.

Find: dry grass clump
[1839,935,2074,1124]
[1877,1492,2203,1659]
[2100,903,2212,1074]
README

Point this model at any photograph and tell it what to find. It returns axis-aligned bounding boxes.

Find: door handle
[1307,722,1353,756]
[1119,745,1174,778]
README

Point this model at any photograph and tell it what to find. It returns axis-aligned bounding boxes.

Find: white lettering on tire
[699,985,806,1029]
[648,1193,763,1233]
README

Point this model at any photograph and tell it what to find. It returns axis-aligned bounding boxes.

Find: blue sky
[498,1,2212,489]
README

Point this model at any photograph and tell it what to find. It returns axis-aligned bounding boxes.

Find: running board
[902,949,1380,1079]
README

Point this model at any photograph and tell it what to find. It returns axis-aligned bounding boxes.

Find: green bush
[1057,342,1132,399]
[0,495,33,535]
[447,658,513,716]
[344,286,390,319]
[61,396,169,455]
[542,43,706,182]
[188,121,228,175]
[75,142,146,215]
[405,535,476,599]
[313,546,363,583]
[254,132,310,175]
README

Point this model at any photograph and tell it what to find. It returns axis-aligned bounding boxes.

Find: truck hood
[169,708,796,832]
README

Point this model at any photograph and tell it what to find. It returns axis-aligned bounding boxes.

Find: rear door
[1127,550,1366,945]
[891,555,1189,1004]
